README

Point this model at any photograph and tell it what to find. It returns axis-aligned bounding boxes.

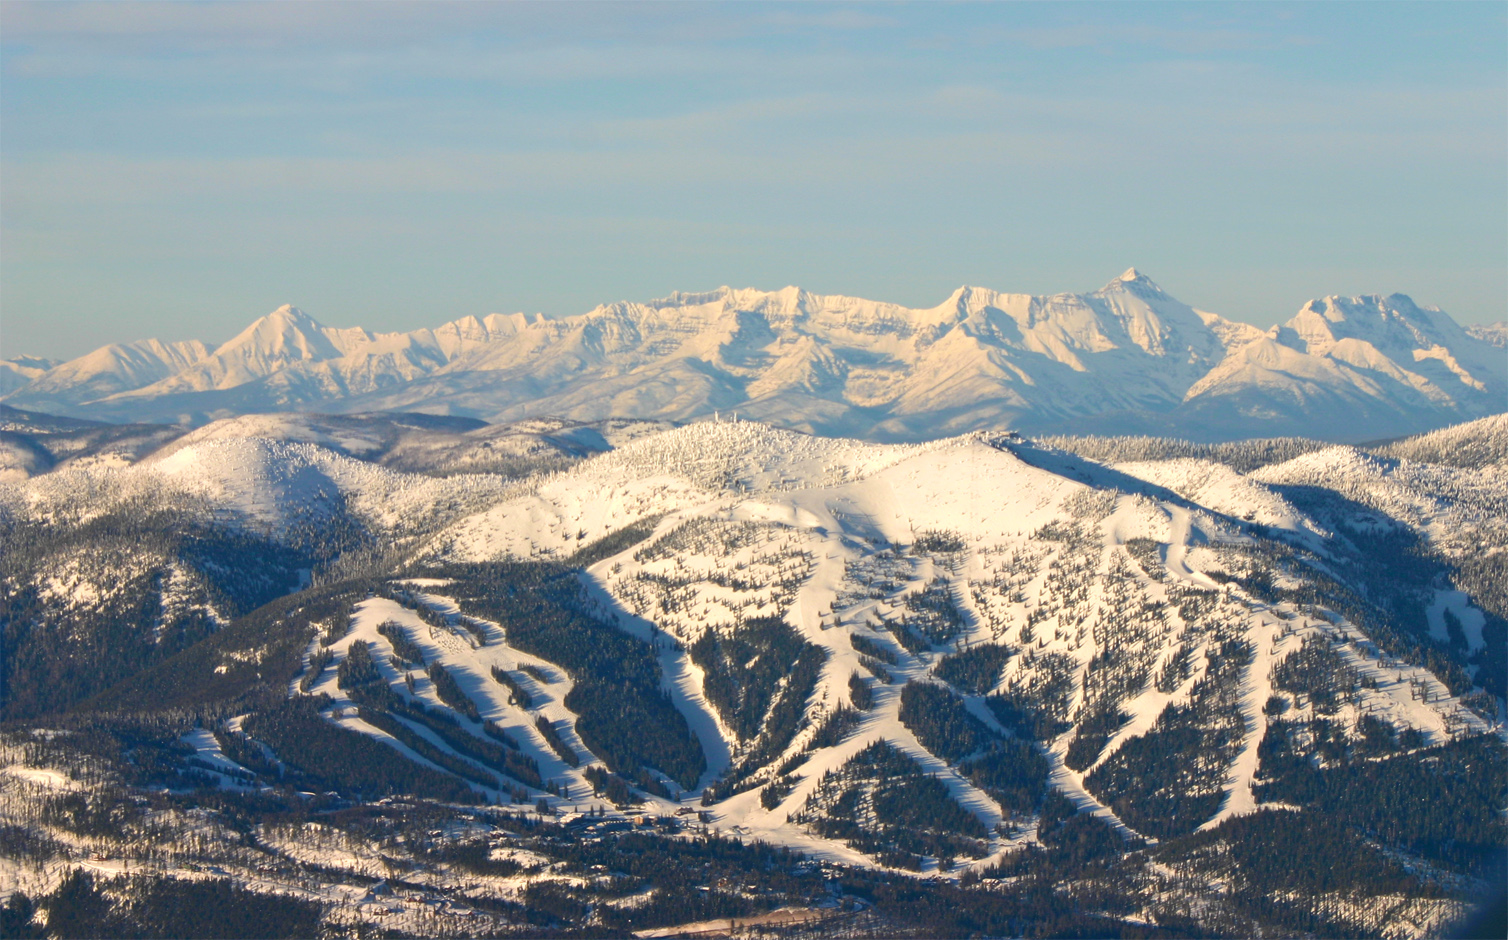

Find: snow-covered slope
[2,414,1501,939]
[1250,444,1508,550]
[1465,320,1507,348]
[1370,412,1508,469]
[407,418,1502,869]
[7,338,211,411]
[0,356,55,395]
[8,273,1500,441]
[146,411,487,464]
[1175,295,1506,441]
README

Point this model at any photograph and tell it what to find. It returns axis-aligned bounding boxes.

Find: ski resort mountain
[6,272,1502,442]
[0,411,1503,937]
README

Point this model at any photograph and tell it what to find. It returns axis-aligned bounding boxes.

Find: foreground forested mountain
[0,412,1503,937]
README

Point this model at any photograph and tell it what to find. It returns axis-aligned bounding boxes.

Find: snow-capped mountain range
[4,270,1504,441]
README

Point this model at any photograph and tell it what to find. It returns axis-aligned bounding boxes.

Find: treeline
[898,681,1049,815]
[426,661,480,721]
[1271,636,1357,714]
[1226,504,1477,697]
[848,672,873,711]
[241,695,481,803]
[985,650,1077,741]
[420,561,706,789]
[959,741,1049,817]
[1448,551,1508,700]
[1063,703,1130,771]
[491,666,533,709]
[807,703,862,751]
[849,631,898,665]
[82,580,374,716]
[0,511,305,719]
[1085,646,1248,840]
[1037,433,1330,473]
[935,643,1014,695]
[1255,732,1507,868]
[566,512,665,568]
[703,621,826,798]
[534,716,580,767]
[384,586,488,645]
[901,579,967,645]
[793,741,989,869]
[527,831,814,933]
[339,640,542,790]
[690,616,822,741]
[898,682,995,763]
[32,869,323,940]
[376,620,425,666]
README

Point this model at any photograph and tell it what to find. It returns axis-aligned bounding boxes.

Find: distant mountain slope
[4,273,1502,442]
[0,356,55,395]
[1170,294,1506,441]
[3,306,534,421]
[1466,320,1507,347]
[11,338,211,411]
[0,403,185,479]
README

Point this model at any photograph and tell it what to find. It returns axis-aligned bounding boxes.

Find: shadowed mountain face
[4,271,1503,442]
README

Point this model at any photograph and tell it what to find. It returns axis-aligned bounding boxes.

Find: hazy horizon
[3,1,1505,360]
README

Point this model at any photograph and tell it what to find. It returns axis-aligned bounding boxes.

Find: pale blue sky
[2,1,1504,359]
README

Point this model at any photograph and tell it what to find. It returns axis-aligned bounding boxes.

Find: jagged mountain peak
[208,307,348,369]
[1279,292,1470,357]
[639,284,814,319]
[1100,266,1166,295]
[267,302,311,320]
[230,303,337,343]
[7,337,213,404]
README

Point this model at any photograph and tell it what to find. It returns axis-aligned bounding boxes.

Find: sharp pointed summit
[1103,267,1165,294]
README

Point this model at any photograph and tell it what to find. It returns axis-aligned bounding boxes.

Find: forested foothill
[0,409,1505,938]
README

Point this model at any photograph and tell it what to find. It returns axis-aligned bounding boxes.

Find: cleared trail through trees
[577,564,735,794]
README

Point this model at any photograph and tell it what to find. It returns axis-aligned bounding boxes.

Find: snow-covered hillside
[1371,412,1508,469]
[1,414,1502,939]
[6,272,1501,442]
[404,417,1502,872]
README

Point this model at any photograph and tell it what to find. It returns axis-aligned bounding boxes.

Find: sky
[2,1,1504,360]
